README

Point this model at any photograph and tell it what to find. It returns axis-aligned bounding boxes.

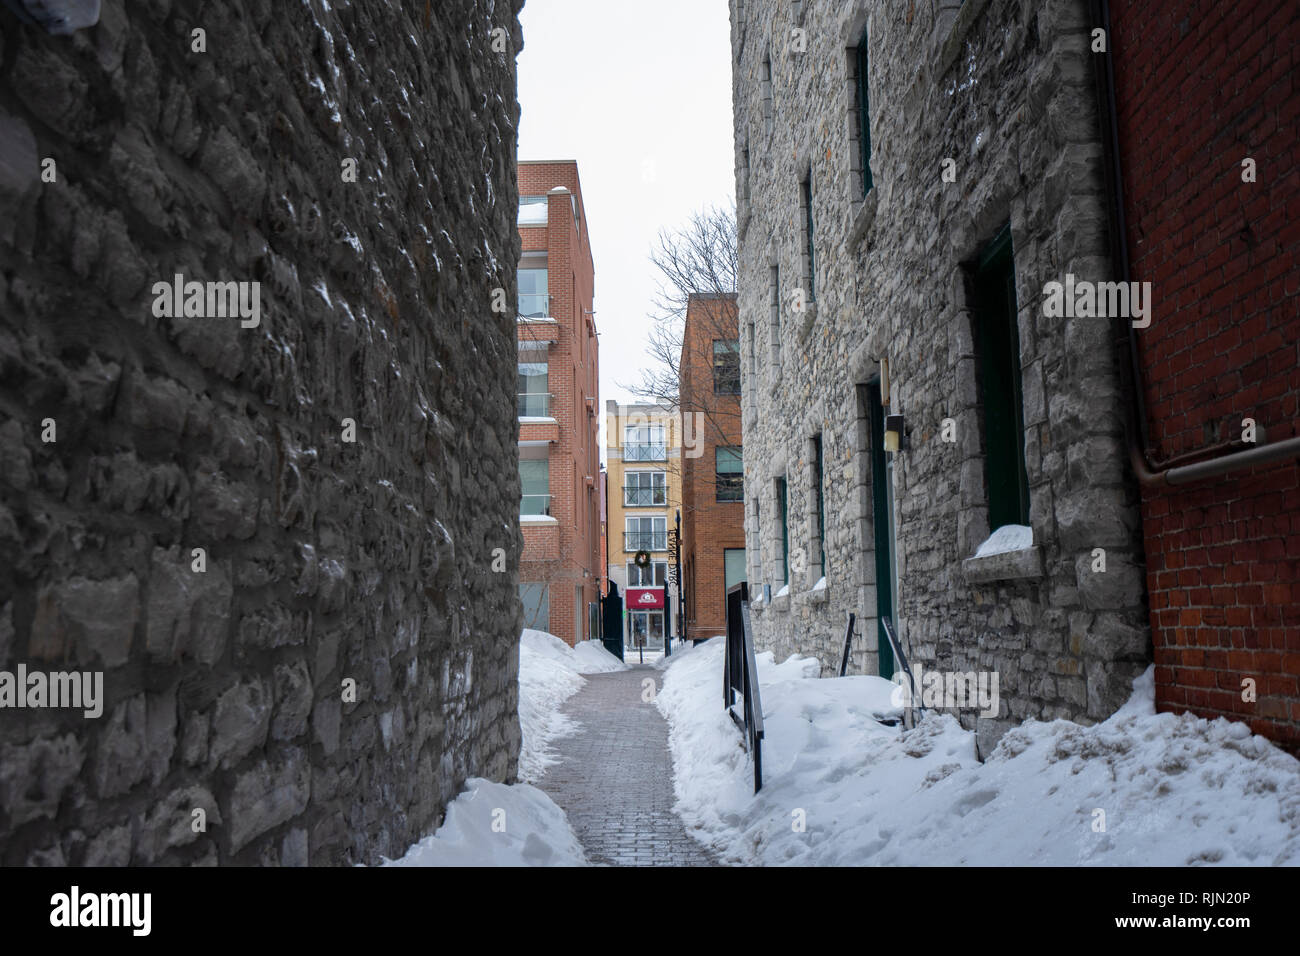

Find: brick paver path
[538,666,716,866]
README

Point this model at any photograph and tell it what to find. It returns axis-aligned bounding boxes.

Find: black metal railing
[623,485,667,506]
[624,531,667,552]
[724,581,764,793]
[624,443,668,462]
[881,615,925,729]
[839,611,857,677]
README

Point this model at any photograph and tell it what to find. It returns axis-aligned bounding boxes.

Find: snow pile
[518,629,586,782]
[657,639,1300,866]
[973,523,1033,557]
[571,639,630,674]
[518,629,627,781]
[383,778,586,867]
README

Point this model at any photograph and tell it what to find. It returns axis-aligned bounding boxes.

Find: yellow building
[605,400,682,650]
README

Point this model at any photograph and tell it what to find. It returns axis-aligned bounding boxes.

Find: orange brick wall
[1112,1,1300,751]
[680,294,746,641]
[517,162,601,645]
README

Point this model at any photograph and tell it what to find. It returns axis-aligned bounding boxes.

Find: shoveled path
[537,666,716,866]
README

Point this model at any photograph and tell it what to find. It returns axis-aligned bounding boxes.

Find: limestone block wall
[0,0,524,864]
[731,0,1150,750]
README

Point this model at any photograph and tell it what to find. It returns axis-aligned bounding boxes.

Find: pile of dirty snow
[383,778,587,867]
[657,639,1300,866]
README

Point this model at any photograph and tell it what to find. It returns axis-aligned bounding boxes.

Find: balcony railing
[623,485,667,506]
[624,531,668,552]
[518,392,552,417]
[624,443,668,462]
[521,493,553,516]
[517,292,552,319]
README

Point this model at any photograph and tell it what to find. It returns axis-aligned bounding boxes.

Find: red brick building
[680,294,747,642]
[516,161,601,646]
[1106,1,1300,749]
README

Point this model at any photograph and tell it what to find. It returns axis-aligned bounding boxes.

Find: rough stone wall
[0,0,524,864]
[732,0,1151,749]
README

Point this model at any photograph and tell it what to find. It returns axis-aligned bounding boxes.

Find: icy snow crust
[657,640,1300,866]
[383,778,586,867]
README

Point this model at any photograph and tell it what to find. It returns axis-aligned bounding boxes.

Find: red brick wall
[517,162,601,645]
[680,295,747,641]
[1112,1,1300,749]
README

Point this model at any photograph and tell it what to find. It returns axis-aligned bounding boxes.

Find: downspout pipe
[1092,0,1300,488]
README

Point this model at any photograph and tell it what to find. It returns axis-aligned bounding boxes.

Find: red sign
[627,587,665,609]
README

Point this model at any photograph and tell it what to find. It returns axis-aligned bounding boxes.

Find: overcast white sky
[517,0,735,414]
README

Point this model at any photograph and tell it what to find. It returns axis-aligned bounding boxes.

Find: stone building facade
[731,0,1151,749]
[516,161,601,647]
[0,0,523,864]
[679,294,747,643]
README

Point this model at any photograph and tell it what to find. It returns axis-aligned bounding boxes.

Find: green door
[867,381,896,678]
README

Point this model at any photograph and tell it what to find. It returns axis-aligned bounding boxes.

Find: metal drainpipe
[1093,0,1300,488]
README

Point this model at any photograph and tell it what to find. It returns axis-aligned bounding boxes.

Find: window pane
[716,446,743,472]
[518,268,548,317]
[519,583,549,631]
[520,459,549,514]
[518,197,548,225]
[724,548,747,592]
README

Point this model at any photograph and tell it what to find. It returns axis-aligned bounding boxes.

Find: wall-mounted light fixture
[884,414,907,453]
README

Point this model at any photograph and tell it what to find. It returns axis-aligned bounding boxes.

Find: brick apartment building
[679,294,748,642]
[605,401,682,649]
[517,161,602,646]
[1105,1,1300,750]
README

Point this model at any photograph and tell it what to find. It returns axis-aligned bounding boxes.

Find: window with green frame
[855,25,873,196]
[973,225,1030,531]
[802,175,816,302]
[812,433,825,574]
[776,477,789,585]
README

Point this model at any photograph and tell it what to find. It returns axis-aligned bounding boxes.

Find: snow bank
[518,629,627,781]
[383,778,586,867]
[571,639,630,674]
[518,631,586,783]
[658,639,1300,866]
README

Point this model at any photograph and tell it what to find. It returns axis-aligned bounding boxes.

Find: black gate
[600,582,624,662]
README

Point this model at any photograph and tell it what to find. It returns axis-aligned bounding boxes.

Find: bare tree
[624,202,738,411]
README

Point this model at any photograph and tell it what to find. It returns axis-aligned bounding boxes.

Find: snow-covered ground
[657,638,1300,866]
[384,629,625,866]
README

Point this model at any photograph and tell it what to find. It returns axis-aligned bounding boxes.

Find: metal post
[672,509,682,655]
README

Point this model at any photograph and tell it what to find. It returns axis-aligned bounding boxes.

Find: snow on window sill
[964,525,1042,584]
[518,416,556,424]
[803,575,830,605]
[973,524,1032,558]
[520,515,558,525]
